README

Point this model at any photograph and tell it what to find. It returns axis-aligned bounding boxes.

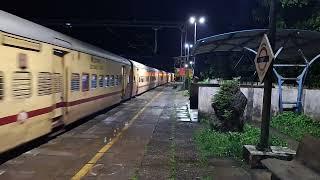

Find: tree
[253,0,320,30]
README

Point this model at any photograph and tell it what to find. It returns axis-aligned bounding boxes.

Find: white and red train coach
[0,10,172,153]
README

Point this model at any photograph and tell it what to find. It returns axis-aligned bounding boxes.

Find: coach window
[114,75,117,86]
[53,73,62,94]
[12,71,32,99]
[110,75,114,86]
[0,72,3,100]
[91,74,97,89]
[105,75,109,87]
[71,73,80,91]
[82,73,89,91]
[99,75,104,87]
[38,72,52,96]
[110,75,115,86]
[115,75,119,86]
[119,75,123,84]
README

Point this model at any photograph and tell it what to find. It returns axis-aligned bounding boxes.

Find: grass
[182,90,189,97]
[201,176,214,180]
[169,114,177,180]
[271,112,320,141]
[194,122,287,161]
[130,168,139,180]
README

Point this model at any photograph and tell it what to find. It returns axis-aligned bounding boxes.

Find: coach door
[121,66,126,99]
[52,49,66,120]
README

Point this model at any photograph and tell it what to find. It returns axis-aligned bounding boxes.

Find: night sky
[2,0,263,71]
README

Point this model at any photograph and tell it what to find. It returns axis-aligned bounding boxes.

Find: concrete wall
[198,85,320,121]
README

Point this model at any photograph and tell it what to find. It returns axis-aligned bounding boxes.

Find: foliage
[280,0,309,7]
[212,80,239,112]
[194,124,287,161]
[183,90,189,97]
[198,78,210,84]
[169,116,176,180]
[212,80,239,122]
[271,112,320,141]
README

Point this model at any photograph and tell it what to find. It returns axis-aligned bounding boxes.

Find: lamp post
[189,16,205,78]
[185,43,193,63]
[189,16,205,45]
[184,43,193,89]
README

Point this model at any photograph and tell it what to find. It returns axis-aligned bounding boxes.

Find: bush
[194,124,287,161]
[211,79,247,132]
[271,112,320,141]
[212,80,239,113]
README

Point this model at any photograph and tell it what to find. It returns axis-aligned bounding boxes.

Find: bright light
[189,16,196,24]
[189,61,193,64]
[184,64,189,68]
[189,44,193,48]
[184,43,189,48]
[66,23,71,26]
[199,17,206,24]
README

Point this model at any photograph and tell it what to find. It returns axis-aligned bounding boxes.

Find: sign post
[256,0,277,151]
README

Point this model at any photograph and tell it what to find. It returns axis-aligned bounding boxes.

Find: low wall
[198,85,320,121]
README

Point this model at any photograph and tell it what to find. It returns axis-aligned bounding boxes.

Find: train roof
[131,60,159,72]
[0,10,130,65]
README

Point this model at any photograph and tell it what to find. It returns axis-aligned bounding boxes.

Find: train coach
[0,10,171,153]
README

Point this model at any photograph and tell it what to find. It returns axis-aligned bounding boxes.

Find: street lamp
[199,17,206,24]
[189,16,206,45]
[184,43,193,62]
[189,16,196,24]
[188,16,205,78]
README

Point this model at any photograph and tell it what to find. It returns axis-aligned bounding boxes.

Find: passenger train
[0,10,174,153]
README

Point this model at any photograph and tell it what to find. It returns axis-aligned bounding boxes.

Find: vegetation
[212,80,239,121]
[201,176,213,180]
[194,122,287,161]
[130,168,139,180]
[211,80,246,132]
[271,112,320,141]
[182,90,189,97]
[169,116,176,180]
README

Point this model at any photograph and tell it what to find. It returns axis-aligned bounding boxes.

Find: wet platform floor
[0,85,177,180]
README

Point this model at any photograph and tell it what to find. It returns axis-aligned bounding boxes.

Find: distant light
[199,17,206,24]
[185,64,189,68]
[189,61,193,64]
[66,23,71,26]
[189,16,196,24]
[189,44,193,48]
[185,43,189,48]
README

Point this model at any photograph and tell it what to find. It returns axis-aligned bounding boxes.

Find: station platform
[0,84,268,180]
[0,85,177,179]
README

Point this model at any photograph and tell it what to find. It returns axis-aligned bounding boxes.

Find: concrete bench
[262,135,320,180]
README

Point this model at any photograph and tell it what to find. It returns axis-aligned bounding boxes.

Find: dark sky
[2,0,262,71]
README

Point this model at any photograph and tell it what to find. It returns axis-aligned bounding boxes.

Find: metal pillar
[273,52,320,113]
